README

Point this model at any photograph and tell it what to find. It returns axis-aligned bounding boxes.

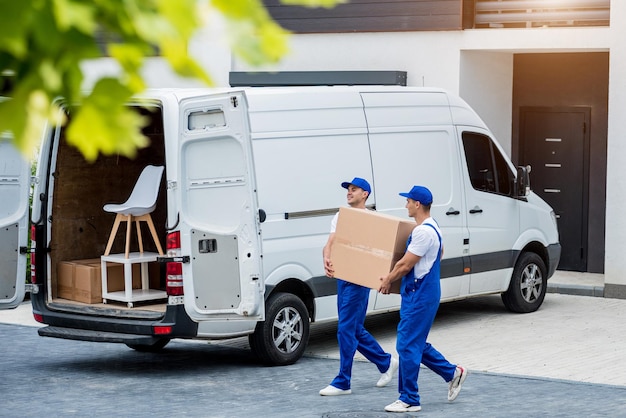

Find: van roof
[141,85,447,99]
[137,86,487,130]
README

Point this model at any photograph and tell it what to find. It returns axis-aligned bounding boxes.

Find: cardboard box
[84,261,142,291]
[73,263,107,304]
[57,261,77,301]
[331,207,416,293]
[148,261,163,290]
[56,259,142,304]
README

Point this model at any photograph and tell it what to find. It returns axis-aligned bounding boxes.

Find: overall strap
[423,223,442,256]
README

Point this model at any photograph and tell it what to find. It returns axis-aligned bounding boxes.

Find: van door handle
[469,206,483,214]
[446,207,460,215]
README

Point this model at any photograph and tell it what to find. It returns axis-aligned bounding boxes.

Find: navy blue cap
[341,177,371,194]
[399,185,433,205]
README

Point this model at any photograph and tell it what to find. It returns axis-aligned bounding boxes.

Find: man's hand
[379,276,392,294]
[324,258,334,278]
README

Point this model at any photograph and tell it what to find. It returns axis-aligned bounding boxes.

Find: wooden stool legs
[104,213,164,258]
[104,214,124,257]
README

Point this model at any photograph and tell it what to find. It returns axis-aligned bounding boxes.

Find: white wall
[233,27,609,159]
[459,51,513,156]
[604,2,626,287]
[234,32,464,92]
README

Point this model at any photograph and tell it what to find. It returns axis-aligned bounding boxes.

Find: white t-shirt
[330,212,339,233]
[406,217,442,280]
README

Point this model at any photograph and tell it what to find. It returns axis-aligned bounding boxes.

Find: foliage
[0,0,344,161]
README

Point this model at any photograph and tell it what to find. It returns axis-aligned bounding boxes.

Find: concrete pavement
[1,270,624,390]
[2,321,625,418]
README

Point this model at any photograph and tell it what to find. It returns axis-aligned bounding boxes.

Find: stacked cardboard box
[331,207,416,294]
[57,259,142,304]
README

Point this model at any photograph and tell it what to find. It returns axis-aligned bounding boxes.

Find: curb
[547,283,605,298]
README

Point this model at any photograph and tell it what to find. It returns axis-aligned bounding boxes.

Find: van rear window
[188,109,226,130]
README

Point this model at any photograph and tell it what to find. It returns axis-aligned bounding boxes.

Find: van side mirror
[516,165,531,198]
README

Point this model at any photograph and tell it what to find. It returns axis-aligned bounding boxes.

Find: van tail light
[153,325,173,335]
[30,225,36,284]
[166,231,184,296]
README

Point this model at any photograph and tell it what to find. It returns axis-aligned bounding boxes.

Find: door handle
[446,207,460,215]
[469,206,483,214]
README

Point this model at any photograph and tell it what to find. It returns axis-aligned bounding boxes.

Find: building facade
[83,0,626,297]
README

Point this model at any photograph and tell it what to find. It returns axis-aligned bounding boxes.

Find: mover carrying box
[332,207,416,293]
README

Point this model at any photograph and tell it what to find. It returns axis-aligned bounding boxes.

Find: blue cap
[399,185,433,205]
[341,177,371,194]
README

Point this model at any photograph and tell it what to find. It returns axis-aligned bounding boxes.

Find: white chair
[103,165,165,258]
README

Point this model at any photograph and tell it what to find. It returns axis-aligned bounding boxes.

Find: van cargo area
[48,106,167,313]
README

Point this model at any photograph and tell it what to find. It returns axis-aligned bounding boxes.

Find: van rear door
[177,92,264,321]
[0,137,31,309]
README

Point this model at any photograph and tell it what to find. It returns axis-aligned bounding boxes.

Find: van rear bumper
[38,326,164,345]
[32,293,198,343]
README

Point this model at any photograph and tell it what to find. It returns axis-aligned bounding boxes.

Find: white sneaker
[384,400,421,413]
[319,385,352,396]
[447,365,468,401]
[376,357,399,387]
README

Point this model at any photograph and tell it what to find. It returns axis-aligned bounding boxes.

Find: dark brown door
[520,107,590,271]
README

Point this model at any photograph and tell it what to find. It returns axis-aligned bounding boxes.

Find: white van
[0,86,560,365]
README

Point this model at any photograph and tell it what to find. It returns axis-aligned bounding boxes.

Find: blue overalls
[330,279,392,390]
[397,223,457,406]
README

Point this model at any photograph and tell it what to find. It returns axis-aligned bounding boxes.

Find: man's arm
[323,233,336,278]
[378,251,421,294]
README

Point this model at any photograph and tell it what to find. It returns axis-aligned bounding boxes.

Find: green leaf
[108,44,148,92]
[0,2,35,57]
[160,39,214,84]
[229,20,290,65]
[52,0,97,34]
[157,0,199,39]
[0,89,64,157]
[1,0,343,161]
[212,0,291,65]
[38,59,64,92]
[66,79,148,162]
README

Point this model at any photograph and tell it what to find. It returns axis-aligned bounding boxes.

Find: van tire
[249,292,310,366]
[502,252,547,313]
[125,338,170,352]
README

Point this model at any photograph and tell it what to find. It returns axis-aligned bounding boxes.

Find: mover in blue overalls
[319,177,399,396]
[379,185,468,413]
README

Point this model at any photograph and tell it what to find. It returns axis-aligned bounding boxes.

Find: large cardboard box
[332,207,416,293]
[57,259,141,304]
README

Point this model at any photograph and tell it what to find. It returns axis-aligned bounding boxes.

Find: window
[188,109,226,131]
[462,132,513,196]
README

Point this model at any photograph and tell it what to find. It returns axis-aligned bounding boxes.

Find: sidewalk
[307,270,626,388]
[547,270,605,297]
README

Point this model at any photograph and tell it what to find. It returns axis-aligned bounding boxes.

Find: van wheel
[249,292,310,366]
[502,252,547,313]
[126,338,170,352]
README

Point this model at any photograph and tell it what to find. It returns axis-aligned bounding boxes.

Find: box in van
[0,86,560,365]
